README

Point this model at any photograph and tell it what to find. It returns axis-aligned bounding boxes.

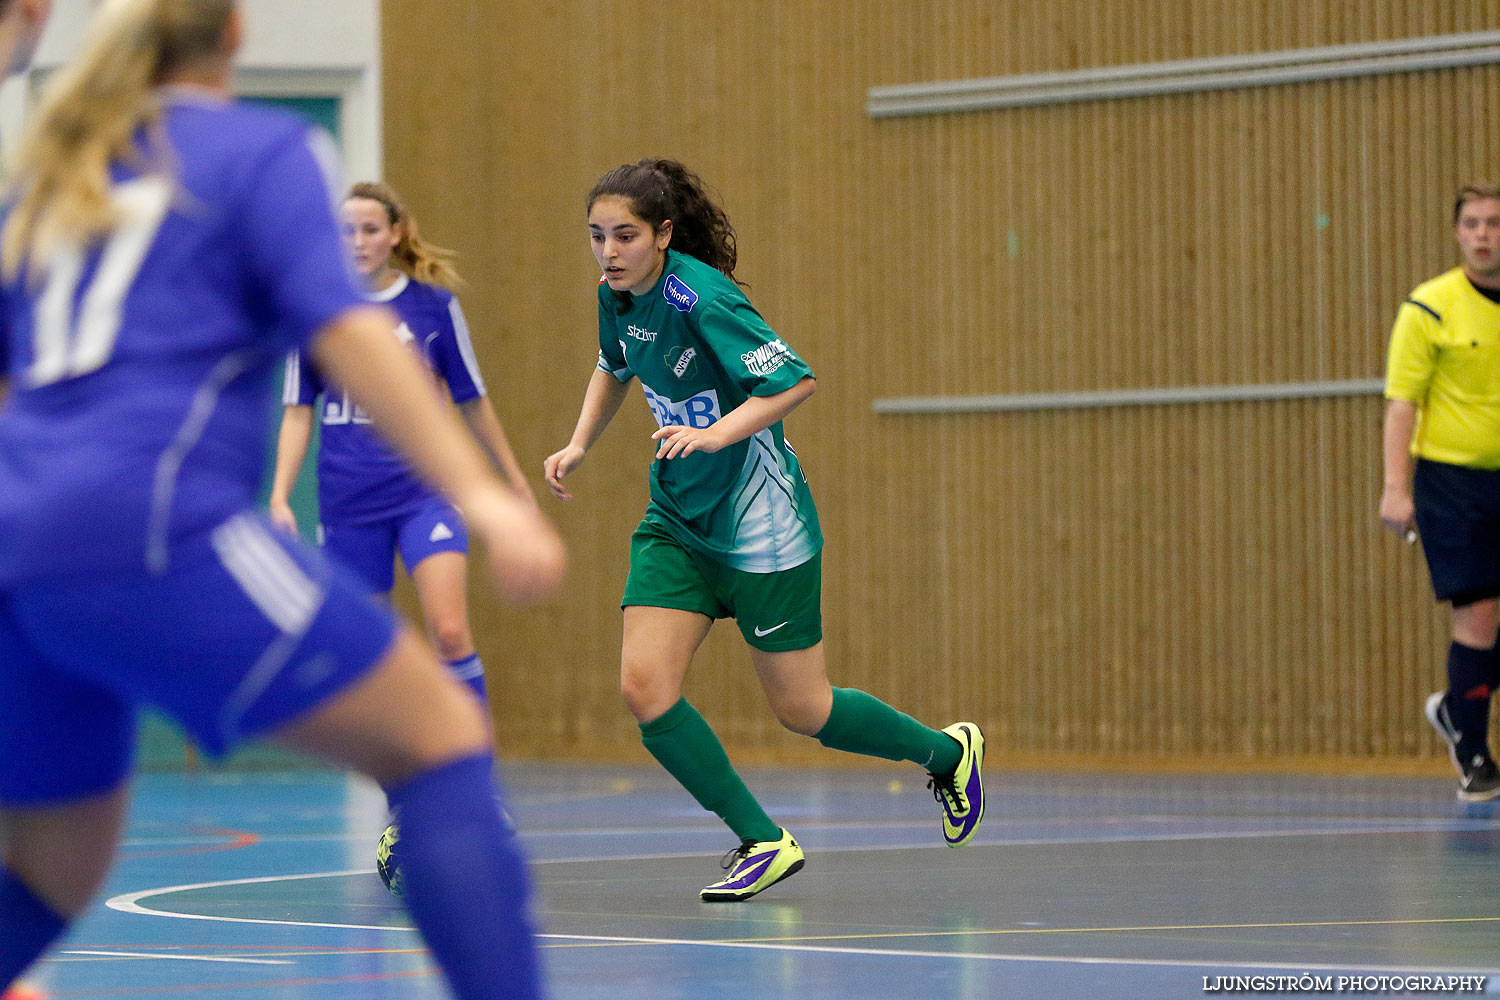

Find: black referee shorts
[1413,458,1500,606]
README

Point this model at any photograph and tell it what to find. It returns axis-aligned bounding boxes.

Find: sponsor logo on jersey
[664,274,698,312]
[742,339,795,379]
[324,392,373,425]
[643,384,721,429]
[625,324,658,342]
[393,321,416,345]
[672,347,697,378]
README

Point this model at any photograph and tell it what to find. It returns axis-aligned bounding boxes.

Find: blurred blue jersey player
[271,180,535,704]
[0,4,564,999]
[0,2,66,996]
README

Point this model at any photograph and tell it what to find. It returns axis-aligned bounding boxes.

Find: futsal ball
[376,822,405,898]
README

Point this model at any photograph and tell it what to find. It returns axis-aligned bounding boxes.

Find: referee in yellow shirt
[1382,182,1500,802]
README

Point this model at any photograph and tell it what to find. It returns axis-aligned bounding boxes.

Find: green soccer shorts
[622,517,823,652]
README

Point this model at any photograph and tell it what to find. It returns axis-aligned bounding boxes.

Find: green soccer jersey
[597,249,822,572]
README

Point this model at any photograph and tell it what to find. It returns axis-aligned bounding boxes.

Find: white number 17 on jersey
[29,175,173,386]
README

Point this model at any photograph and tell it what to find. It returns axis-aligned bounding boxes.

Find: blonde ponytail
[347,181,464,293]
[2,0,235,279]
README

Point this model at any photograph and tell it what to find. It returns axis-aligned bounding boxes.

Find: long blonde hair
[2,0,235,278]
[347,181,464,293]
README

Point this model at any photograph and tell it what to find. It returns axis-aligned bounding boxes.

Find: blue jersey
[0,92,363,583]
[283,275,487,524]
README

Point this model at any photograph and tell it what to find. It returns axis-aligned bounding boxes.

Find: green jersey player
[544,158,986,901]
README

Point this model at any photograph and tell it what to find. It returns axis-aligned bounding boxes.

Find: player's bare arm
[545,367,632,500]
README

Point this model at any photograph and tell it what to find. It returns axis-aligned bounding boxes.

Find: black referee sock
[1445,641,1494,760]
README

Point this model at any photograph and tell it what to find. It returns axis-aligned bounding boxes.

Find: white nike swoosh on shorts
[753,622,790,637]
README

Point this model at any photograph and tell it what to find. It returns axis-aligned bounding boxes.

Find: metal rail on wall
[865,31,1472,413]
[867,30,1500,118]
[871,378,1385,415]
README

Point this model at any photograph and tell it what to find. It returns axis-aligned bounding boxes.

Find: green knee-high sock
[815,687,962,775]
[640,698,781,844]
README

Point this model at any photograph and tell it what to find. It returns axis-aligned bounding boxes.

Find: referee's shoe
[1425,691,1500,802]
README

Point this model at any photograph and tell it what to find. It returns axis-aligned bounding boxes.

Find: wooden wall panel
[381,1,1496,769]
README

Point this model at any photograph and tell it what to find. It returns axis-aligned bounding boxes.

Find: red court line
[51,966,436,997]
[122,827,260,861]
[64,945,424,955]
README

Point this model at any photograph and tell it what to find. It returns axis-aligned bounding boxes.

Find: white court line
[103,870,1500,978]
[108,816,1500,921]
[535,934,1499,977]
[107,870,403,932]
[117,813,1500,850]
[528,817,1500,861]
[62,950,290,966]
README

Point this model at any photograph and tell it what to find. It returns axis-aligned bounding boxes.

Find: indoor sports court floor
[22,762,1500,999]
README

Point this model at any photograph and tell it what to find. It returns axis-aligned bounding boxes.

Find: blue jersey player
[271,181,533,703]
[0,5,55,1000]
[0,4,563,999]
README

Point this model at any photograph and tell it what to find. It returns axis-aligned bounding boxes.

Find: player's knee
[429,618,473,662]
[436,688,490,749]
[378,678,491,785]
[769,695,827,738]
[1453,600,1500,648]
[4,837,109,919]
[620,665,677,724]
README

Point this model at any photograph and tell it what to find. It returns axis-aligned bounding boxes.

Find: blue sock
[386,754,541,1000]
[446,654,488,702]
[1,866,68,988]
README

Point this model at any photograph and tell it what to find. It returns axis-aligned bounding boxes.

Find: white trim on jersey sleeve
[448,298,488,395]
[281,350,301,405]
[597,348,633,382]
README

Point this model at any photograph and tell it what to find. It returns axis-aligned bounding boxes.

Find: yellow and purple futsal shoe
[700,828,805,902]
[929,722,985,847]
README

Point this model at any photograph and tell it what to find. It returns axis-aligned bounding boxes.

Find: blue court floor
[19,762,1500,999]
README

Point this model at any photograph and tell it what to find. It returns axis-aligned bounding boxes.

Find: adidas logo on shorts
[429,522,454,542]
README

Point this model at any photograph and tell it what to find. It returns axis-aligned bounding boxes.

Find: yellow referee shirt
[1384,267,1500,469]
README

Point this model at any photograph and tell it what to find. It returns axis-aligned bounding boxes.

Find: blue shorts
[1414,459,1500,606]
[0,512,398,806]
[321,494,469,594]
